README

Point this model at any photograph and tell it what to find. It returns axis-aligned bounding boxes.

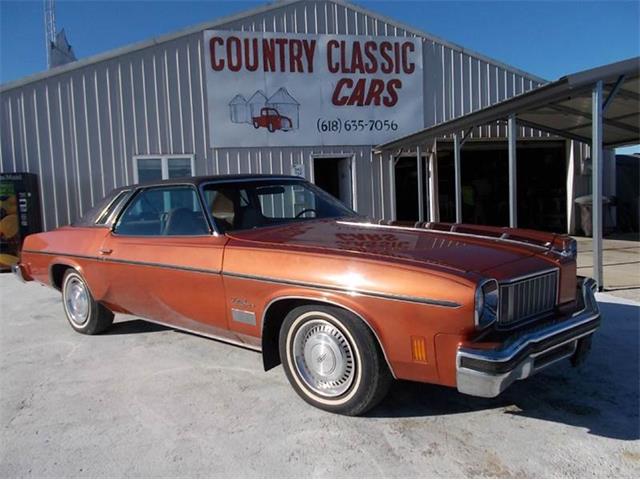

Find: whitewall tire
[279,304,392,416]
[61,270,113,335]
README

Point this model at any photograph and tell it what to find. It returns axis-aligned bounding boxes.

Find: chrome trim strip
[231,308,257,326]
[499,267,559,285]
[117,314,262,352]
[102,257,221,275]
[23,250,97,261]
[22,250,221,275]
[336,221,551,252]
[225,271,461,308]
[260,295,398,379]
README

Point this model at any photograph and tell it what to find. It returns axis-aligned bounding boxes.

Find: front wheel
[61,270,113,335]
[279,305,392,416]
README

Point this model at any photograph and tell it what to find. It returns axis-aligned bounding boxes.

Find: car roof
[126,174,305,190]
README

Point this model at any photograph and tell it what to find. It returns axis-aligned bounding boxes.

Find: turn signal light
[411,336,427,363]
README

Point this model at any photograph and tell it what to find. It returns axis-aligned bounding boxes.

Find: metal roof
[375,57,640,151]
[0,0,545,93]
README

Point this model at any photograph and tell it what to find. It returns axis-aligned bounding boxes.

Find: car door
[98,184,230,337]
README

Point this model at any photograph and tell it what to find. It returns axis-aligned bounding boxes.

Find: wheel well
[50,264,73,290]
[261,298,309,371]
[260,298,390,375]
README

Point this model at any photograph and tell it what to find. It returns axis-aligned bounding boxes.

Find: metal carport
[375,57,640,290]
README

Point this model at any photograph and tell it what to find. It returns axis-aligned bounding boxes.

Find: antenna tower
[44,0,56,68]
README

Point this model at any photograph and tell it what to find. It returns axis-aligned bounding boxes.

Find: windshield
[201,179,357,232]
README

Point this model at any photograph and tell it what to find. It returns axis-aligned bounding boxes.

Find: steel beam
[516,118,592,144]
[548,102,637,135]
[428,140,439,222]
[592,81,604,291]
[602,75,625,113]
[416,146,424,222]
[453,133,462,223]
[508,114,518,228]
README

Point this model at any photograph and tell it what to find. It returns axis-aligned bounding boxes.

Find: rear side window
[95,191,132,225]
[115,186,210,236]
[72,189,131,227]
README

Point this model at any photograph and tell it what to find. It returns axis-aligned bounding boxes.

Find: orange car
[13,175,600,415]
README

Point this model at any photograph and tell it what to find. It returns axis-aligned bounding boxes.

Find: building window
[133,155,195,183]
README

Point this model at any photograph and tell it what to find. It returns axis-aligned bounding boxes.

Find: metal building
[0,0,596,232]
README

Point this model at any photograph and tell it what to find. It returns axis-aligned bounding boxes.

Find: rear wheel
[61,270,113,335]
[279,305,392,416]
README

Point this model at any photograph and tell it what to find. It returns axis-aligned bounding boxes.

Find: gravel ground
[1,274,638,478]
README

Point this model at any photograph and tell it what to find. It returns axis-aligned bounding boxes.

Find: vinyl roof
[376,57,640,151]
[132,174,303,189]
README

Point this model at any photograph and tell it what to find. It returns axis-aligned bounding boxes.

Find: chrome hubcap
[292,318,355,397]
[65,277,89,326]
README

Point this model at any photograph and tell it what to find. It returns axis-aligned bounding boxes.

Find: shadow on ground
[104,299,638,441]
[108,319,171,335]
[370,299,639,441]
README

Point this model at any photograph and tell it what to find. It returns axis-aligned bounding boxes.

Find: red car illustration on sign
[252,107,293,132]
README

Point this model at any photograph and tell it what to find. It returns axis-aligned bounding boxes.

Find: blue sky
[1,0,638,151]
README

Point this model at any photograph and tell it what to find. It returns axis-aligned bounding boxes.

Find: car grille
[498,270,558,327]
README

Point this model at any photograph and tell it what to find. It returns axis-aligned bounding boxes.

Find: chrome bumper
[456,277,600,398]
[11,263,29,283]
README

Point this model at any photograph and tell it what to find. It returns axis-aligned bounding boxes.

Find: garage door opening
[394,156,427,222]
[436,141,567,232]
[312,156,353,208]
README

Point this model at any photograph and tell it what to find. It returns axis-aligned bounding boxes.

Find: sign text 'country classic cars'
[204,31,423,147]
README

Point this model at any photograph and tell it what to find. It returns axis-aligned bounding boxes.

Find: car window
[115,186,209,236]
[72,188,130,227]
[202,179,356,232]
[95,190,132,225]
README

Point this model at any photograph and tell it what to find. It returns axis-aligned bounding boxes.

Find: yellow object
[0,214,19,239]
[0,253,19,268]
[411,336,427,363]
[0,196,17,215]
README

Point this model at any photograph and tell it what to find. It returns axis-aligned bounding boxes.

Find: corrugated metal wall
[0,0,565,230]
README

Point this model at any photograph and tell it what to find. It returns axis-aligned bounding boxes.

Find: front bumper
[456,277,600,398]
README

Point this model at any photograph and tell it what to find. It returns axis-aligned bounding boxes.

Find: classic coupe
[13,175,600,415]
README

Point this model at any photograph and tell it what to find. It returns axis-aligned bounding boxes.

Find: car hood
[227,219,554,275]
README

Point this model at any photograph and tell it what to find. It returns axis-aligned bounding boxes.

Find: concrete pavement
[576,236,640,302]
[1,275,638,477]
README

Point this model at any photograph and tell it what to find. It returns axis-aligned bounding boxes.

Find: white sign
[204,31,423,147]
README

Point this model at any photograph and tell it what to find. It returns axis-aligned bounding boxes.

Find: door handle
[99,248,113,255]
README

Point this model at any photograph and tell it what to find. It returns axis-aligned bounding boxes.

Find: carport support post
[508,114,517,228]
[428,140,439,222]
[453,133,462,223]
[417,146,425,222]
[592,81,604,291]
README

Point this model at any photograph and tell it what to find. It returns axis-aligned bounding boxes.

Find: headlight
[561,238,578,259]
[475,279,499,329]
[552,237,577,259]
